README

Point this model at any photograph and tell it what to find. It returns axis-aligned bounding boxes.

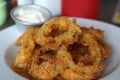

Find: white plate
[0,18,120,80]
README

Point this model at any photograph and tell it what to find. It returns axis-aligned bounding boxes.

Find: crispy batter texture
[81,27,110,60]
[13,16,110,80]
[35,17,81,50]
[29,49,59,80]
[14,28,36,72]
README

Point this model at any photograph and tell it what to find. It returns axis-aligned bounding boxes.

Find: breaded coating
[29,49,59,80]
[35,17,81,50]
[13,16,110,80]
[14,28,37,72]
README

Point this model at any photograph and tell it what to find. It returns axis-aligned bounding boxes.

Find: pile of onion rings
[13,16,110,80]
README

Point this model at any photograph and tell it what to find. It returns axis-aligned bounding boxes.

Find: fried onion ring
[29,48,61,80]
[14,28,37,72]
[35,17,81,50]
[55,45,103,80]
[13,16,110,80]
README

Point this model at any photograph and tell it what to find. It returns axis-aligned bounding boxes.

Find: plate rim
[0,18,120,80]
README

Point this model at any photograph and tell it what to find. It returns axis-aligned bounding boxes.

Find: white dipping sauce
[14,7,45,24]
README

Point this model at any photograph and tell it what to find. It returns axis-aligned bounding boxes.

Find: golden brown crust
[13,16,110,80]
[35,17,81,50]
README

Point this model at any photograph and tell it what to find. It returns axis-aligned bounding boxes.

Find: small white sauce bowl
[10,4,52,33]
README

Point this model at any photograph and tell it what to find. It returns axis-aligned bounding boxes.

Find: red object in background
[62,0,100,19]
[11,0,17,7]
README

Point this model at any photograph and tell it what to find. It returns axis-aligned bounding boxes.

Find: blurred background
[0,0,119,30]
